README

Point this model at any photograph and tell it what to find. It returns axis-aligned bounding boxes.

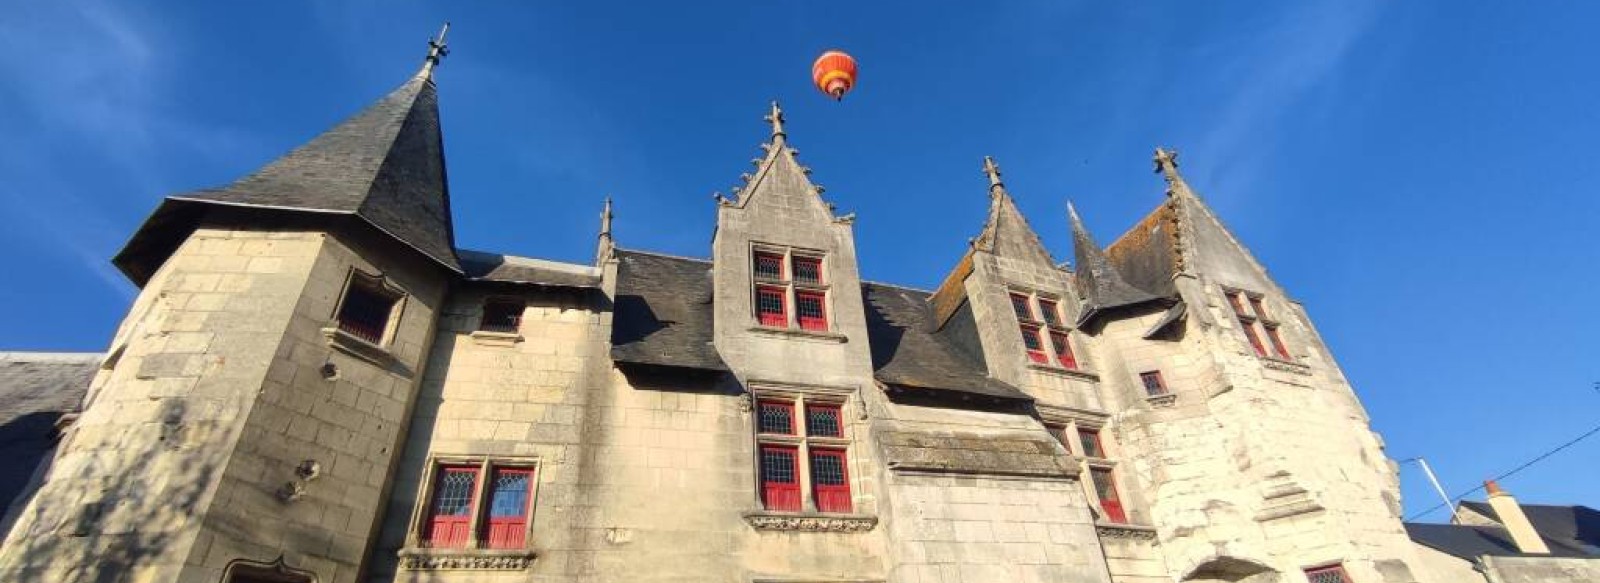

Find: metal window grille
[796,291,827,331]
[754,252,785,280]
[479,299,523,333]
[810,450,852,513]
[425,466,479,548]
[483,467,532,549]
[756,286,787,327]
[1010,293,1034,320]
[1139,371,1167,396]
[1078,429,1104,458]
[337,280,396,344]
[1304,566,1351,583]
[805,404,842,437]
[758,401,795,435]
[760,446,801,511]
[1039,299,1062,327]
[1050,331,1078,369]
[792,256,823,284]
[1021,325,1047,363]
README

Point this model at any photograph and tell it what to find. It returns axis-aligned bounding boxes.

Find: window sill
[743,510,877,533]
[1145,393,1177,408]
[748,326,848,343]
[1026,364,1100,382]
[1094,522,1157,540]
[397,547,537,571]
[1259,357,1312,376]
[321,327,398,368]
[469,329,523,346]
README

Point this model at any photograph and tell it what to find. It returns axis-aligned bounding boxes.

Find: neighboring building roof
[458,249,600,288]
[1406,522,1596,560]
[611,250,727,372]
[609,249,1030,401]
[115,73,459,285]
[1459,501,1600,556]
[0,352,99,512]
[863,283,1032,402]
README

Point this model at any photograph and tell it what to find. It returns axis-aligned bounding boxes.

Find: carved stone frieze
[397,549,537,571]
[1096,523,1158,540]
[743,512,877,532]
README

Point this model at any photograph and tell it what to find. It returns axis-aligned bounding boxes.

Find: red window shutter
[760,445,801,512]
[1100,498,1128,524]
[810,449,852,513]
[1239,322,1267,356]
[1050,331,1077,369]
[1021,325,1047,363]
[756,286,787,327]
[1091,468,1126,523]
[425,466,480,548]
[796,291,828,331]
[1265,325,1290,359]
[482,467,534,549]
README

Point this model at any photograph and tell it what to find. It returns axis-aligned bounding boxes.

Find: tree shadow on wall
[0,399,287,583]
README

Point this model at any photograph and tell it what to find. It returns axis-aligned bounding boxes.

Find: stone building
[0,38,1493,583]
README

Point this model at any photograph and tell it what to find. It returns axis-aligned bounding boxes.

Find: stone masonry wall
[0,227,324,583]
[184,228,448,583]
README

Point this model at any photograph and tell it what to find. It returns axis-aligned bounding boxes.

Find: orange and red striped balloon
[812,50,858,101]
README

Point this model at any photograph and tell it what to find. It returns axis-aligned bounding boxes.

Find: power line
[1405,420,1600,522]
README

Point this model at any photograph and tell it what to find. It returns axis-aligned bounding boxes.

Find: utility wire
[1405,420,1600,522]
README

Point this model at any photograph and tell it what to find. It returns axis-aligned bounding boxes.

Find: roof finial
[1153,147,1180,181]
[419,22,451,79]
[599,196,614,239]
[764,101,786,140]
[982,156,1005,194]
[1067,200,1082,223]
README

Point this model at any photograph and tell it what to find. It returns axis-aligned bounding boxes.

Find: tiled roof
[862,283,1032,402]
[610,250,727,372]
[0,352,99,512]
[458,249,600,288]
[115,74,458,284]
[1069,203,1166,326]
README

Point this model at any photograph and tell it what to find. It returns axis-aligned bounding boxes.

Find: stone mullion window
[1049,418,1135,526]
[407,456,540,552]
[751,246,829,332]
[1226,288,1292,360]
[1012,290,1079,370]
[754,390,852,514]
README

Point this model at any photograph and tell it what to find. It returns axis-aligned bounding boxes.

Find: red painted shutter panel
[482,467,534,549]
[760,446,801,511]
[810,449,852,513]
[426,466,480,548]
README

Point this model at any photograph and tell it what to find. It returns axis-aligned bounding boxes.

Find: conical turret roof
[115,71,459,284]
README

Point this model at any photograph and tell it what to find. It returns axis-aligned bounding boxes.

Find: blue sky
[2,1,1596,520]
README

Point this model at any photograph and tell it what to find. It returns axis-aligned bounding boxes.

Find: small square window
[754,252,785,280]
[1078,429,1105,458]
[792,256,823,285]
[756,286,788,327]
[1304,565,1352,583]
[1050,331,1078,369]
[805,403,842,437]
[1038,298,1062,327]
[796,291,828,331]
[1139,371,1168,397]
[1010,293,1035,320]
[479,299,524,333]
[1249,297,1268,320]
[1241,324,1268,356]
[1021,325,1047,364]
[758,401,795,435]
[1226,291,1249,316]
[337,274,400,345]
[1264,324,1290,360]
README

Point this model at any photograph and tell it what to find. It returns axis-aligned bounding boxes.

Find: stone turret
[0,37,457,583]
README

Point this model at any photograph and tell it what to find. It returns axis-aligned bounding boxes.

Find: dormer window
[1011,290,1078,370]
[751,246,829,332]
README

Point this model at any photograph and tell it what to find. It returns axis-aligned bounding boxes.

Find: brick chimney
[1485,480,1550,554]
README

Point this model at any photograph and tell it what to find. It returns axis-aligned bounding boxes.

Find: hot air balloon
[812,50,858,101]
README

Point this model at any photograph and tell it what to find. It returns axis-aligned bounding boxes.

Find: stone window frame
[1303,563,1353,583]
[1009,288,1083,372]
[329,268,407,349]
[222,557,317,582]
[477,297,526,334]
[402,455,542,554]
[1039,407,1146,528]
[1222,287,1292,362]
[748,381,859,516]
[750,243,831,333]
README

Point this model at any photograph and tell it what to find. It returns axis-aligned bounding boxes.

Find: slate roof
[1069,203,1165,326]
[611,250,727,372]
[459,249,600,288]
[1105,200,1182,299]
[1461,501,1600,556]
[0,352,99,512]
[609,250,1029,400]
[115,73,459,285]
[862,283,1032,402]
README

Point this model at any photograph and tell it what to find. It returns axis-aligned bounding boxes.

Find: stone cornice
[742,511,878,532]
[1095,522,1158,540]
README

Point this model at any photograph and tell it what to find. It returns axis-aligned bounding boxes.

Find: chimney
[1485,480,1550,554]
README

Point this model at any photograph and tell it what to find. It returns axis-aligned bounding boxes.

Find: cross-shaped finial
[419,23,451,78]
[1153,147,1179,174]
[982,156,1004,190]
[764,101,786,139]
